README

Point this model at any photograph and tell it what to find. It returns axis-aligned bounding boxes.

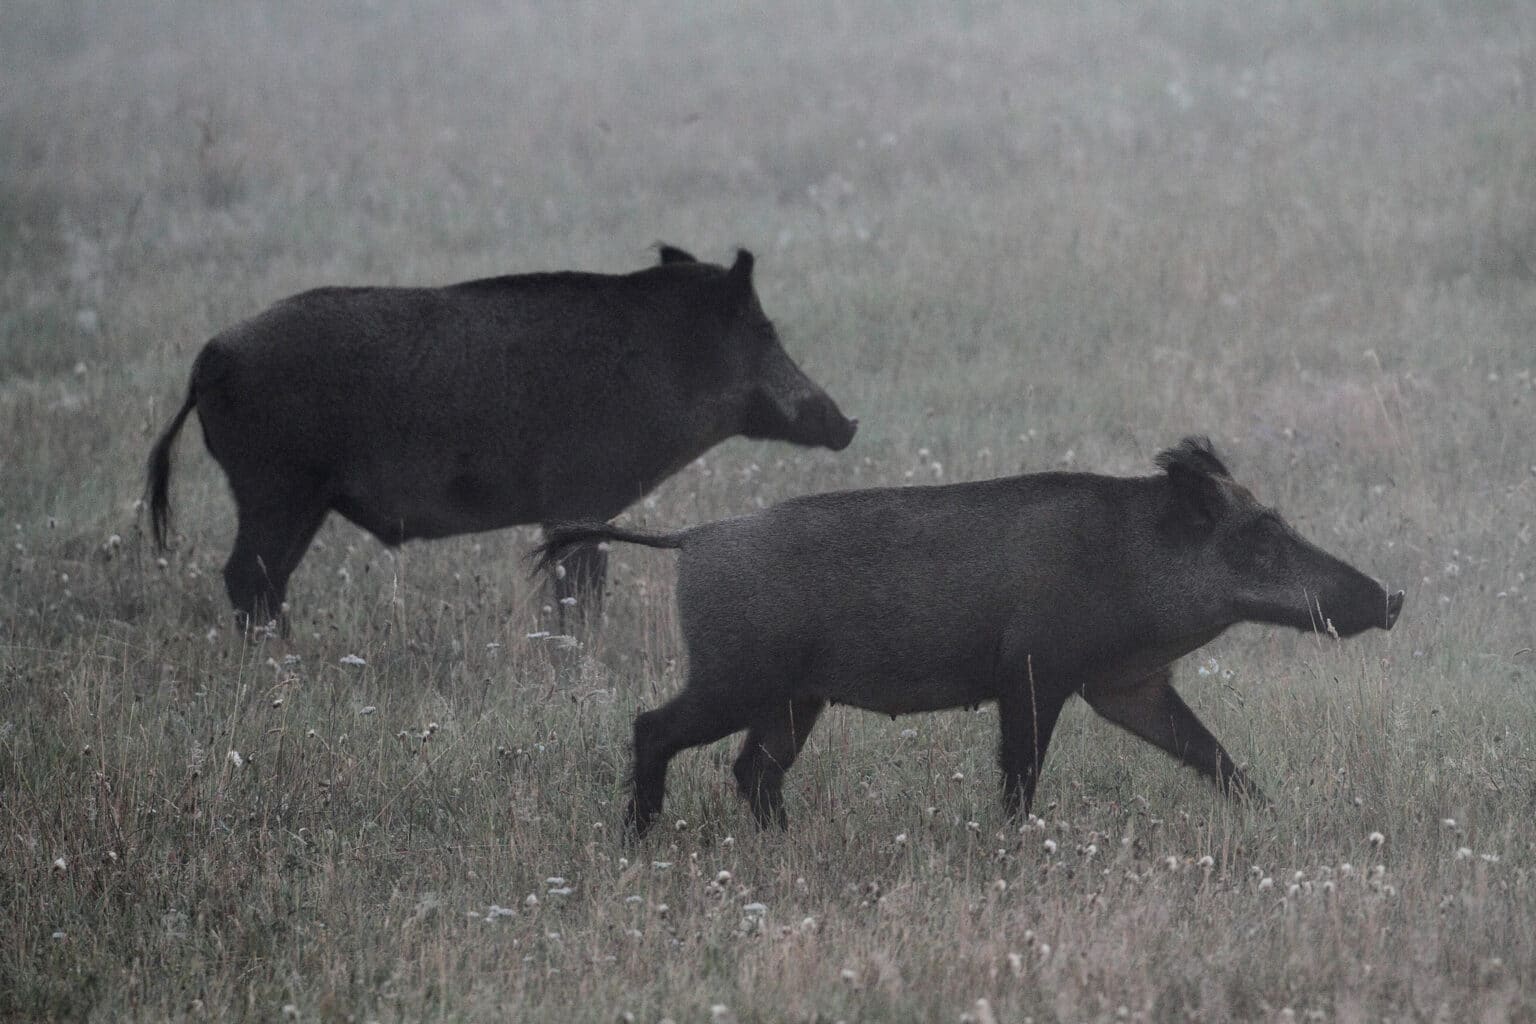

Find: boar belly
[810,631,999,716]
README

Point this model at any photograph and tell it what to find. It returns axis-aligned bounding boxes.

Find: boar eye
[1247,515,1290,565]
[1223,513,1278,569]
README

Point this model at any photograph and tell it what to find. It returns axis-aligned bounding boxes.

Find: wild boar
[536,437,1405,836]
[146,245,856,631]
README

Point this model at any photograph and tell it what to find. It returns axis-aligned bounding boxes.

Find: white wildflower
[339,654,366,666]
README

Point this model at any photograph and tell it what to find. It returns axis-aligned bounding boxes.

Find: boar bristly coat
[147,246,856,631]
[536,437,1405,836]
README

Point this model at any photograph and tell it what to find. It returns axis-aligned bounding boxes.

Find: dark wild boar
[147,246,856,631]
[536,437,1405,836]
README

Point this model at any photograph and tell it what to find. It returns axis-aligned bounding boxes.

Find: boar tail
[531,522,687,577]
[146,378,200,551]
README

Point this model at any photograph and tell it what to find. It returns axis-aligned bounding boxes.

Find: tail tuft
[530,522,687,578]
[146,382,199,550]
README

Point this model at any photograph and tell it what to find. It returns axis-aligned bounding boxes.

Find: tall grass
[3,1,1535,1020]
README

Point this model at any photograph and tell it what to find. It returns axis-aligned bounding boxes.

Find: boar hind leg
[628,687,752,839]
[733,699,825,830]
[224,481,327,636]
[1084,670,1265,803]
[996,688,1070,817]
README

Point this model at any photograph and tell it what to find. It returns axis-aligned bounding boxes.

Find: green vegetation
[3,2,1534,1020]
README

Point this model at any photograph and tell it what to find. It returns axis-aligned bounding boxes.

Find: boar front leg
[996,687,1070,817]
[1083,667,1266,804]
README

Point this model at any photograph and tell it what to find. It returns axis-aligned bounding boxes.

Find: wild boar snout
[744,375,858,451]
[817,402,858,451]
[1311,568,1399,638]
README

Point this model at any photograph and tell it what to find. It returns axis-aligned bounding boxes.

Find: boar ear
[656,243,698,265]
[725,248,756,302]
[1163,462,1225,530]
[1154,436,1230,479]
[1156,437,1231,532]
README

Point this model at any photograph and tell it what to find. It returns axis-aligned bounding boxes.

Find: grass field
[3,2,1536,1021]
